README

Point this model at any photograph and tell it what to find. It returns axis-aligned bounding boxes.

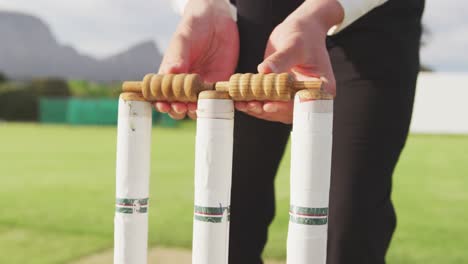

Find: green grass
[0,123,467,263]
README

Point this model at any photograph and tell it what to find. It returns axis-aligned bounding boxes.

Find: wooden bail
[122,73,324,102]
[120,92,146,102]
[122,73,213,102]
[198,90,231,100]
[214,73,294,101]
[296,89,334,101]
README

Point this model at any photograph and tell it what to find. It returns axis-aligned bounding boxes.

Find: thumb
[159,32,191,74]
[257,47,299,74]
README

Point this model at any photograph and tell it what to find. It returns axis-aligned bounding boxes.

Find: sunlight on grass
[0,123,467,263]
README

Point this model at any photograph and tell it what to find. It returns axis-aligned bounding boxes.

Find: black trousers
[228,1,425,264]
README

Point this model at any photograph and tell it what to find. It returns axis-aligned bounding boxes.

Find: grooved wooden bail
[198,90,230,100]
[120,92,147,102]
[296,89,334,101]
[121,82,142,93]
[149,73,205,102]
[123,72,324,102]
[123,73,212,102]
[225,73,294,101]
[293,78,323,90]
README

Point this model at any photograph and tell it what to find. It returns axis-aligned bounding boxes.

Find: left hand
[236,0,344,124]
[155,0,239,120]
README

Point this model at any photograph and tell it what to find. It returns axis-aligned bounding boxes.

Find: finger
[187,103,197,119]
[293,50,336,96]
[168,110,186,120]
[159,30,191,74]
[247,101,263,114]
[154,102,171,113]
[242,101,293,123]
[292,66,322,78]
[187,103,197,112]
[258,46,300,74]
[317,55,337,96]
[297,65,335,97]
[263,101,293,113]
[242,110,292,124]
[242,111,264,120]
[235,102,248,112]
[187,110,197,120]
[171,102,188,115]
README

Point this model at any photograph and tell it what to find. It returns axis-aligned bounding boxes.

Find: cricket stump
[287,89,334,264]
[114,93,152,264]
[192,91,234,264]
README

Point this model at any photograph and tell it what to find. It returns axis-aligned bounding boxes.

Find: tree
[29,78,71,97]
[0,72,7,84]
[420,24,433,72]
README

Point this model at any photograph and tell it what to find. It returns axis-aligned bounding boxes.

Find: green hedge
[0,78,70,121]
[68,80,120,98]
[0,78,178,127]
[0,72,6,84]
[29,78,70,97]
[0,88,38,121]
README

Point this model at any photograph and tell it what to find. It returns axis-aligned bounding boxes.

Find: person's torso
[233,0,425,32]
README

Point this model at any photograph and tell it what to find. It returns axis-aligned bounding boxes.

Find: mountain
[0,11,162,82]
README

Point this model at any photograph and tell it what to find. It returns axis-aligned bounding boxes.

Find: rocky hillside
[0,11,162,82]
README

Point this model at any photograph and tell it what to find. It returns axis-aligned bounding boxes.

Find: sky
[0,0,180,58]
[0,0,466,71]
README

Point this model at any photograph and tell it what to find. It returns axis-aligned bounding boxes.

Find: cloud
[0,0,467,71]
[421,28,468,71]
[0,0,180,58]
[421,0,468,71]
[171,0,187,15]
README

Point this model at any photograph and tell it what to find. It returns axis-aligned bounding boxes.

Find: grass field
[0,123,467,263]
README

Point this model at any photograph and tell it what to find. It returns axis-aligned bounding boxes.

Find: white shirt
[330,0,388,34]
[172,0,388,35]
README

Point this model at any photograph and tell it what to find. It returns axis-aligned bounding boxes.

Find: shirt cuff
[328,0,388,35]
[171,0,235,19]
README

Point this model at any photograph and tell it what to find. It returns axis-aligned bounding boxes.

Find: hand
[236,0,344,124]
[154,0,239,119]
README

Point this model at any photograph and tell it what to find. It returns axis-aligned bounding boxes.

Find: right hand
[154,0,239,119]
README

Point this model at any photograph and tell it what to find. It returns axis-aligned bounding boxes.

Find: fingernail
[171,63,182,70]
[267,61,279,73]
[159,62,182,74]
[168,113,176,119]
[169,112,184,120]
[154,103,166,113]
[172,105,183,114]
[236,105,246,112]
[263,104,277,113]
[188,110,197,119]
[249,106,262,114]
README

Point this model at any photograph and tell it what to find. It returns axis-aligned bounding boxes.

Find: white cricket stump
[192,91,234,264]
[114,93,152,264]
[287,90,334,264]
